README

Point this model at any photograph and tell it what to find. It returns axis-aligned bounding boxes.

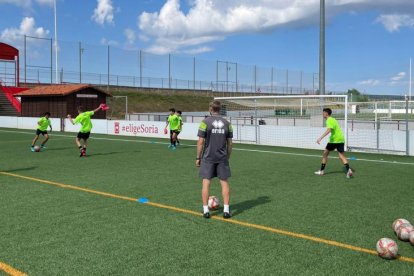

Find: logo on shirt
[212,120,225,134]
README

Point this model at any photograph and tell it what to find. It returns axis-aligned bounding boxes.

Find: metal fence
[12,35,322,94]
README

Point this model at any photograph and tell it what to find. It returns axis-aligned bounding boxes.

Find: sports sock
[345,163,350,170]
[79,146,82,151]
[223,204,230,213]
[203,205,209,214]
[320,163,326,171]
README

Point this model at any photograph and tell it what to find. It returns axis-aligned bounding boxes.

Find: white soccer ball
[397,223,414,241]
[392,218,411,233]
[376,238,398,260]
[409,231,414,246]
[208,196,220,210]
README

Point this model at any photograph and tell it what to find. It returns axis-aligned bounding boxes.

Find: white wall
[1,116,413,156]
[107,120,200,140]
[0,116,61,131]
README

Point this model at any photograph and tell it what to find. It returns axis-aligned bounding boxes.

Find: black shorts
[36,129,48,136]
[77,132,91,140]
[199,161,231,180]
[326,143,345,153]
[170,130,180,134]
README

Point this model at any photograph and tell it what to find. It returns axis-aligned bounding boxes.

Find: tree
[347,89,368,102]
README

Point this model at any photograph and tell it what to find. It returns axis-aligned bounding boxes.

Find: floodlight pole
[54,0,59,83]
[409,57,412,101]
[319,0,325,95]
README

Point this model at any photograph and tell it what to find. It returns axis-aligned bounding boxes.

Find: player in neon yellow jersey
[67,105,102,157]
[315,108,353,178]
[164,108,180,150]
[31,112,52,151]
[175,110,183,145]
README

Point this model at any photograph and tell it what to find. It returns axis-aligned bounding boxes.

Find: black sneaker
[203,212,211,219]
[223,212,231,219]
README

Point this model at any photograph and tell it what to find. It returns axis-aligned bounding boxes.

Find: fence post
[139,50,142,87]
[168,54,171,89]
[271,67,274,94]
[24,35,27,84]
[406,97,410,156]
[107,45,110,92]
[193,56,195,93]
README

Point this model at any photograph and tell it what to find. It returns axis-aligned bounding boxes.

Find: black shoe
[203,212,211,219]
[223,212,231,219]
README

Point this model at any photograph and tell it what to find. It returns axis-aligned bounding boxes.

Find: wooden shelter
[14,84,111,118]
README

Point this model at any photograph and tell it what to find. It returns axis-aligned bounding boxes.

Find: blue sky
[0,0,414,95]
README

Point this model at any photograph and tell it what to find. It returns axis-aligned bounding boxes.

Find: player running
[164,108,180,150]
[67,105,102,157]
[31,112,52,151]
[176,110,183,145]
[315,108,353,178]
[196,100,233,219]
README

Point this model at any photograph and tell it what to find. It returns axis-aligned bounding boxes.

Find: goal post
[106,96,128,120]
[214,95,348,150]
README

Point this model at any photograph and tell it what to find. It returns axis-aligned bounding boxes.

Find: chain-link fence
[12,35,322,94]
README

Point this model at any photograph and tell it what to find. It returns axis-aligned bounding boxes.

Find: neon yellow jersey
[168,114,180,131]
[326,117,344,143]
[74,111,94,133]
[37,117,51,131]
[178,117,183,131]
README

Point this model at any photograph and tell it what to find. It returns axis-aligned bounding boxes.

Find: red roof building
[15,84,111,118]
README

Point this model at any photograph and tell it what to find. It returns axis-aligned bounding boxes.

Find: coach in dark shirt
[196,100,233,219]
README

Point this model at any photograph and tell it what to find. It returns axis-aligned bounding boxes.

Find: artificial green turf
[1,128,414,275]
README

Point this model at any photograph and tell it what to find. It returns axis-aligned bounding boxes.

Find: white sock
[224,204,230,213]
[203,205,209,213]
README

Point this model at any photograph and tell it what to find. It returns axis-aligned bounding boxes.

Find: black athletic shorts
[77,132,91,140]
[199,160,231,180]
[326,143,345,153]
[36,129,48,136]
[170,130,180,134]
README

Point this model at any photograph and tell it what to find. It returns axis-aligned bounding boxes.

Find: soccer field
[1,128,414,275]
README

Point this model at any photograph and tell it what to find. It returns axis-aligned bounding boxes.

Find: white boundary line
[1,128,414,166]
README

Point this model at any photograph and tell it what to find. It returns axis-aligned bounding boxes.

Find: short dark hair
[169,108,175,113]
[78,106,84,112]
[209,100,221,113]
[44,112,51,116]
[176,110,182,115]
[323,108,332,115]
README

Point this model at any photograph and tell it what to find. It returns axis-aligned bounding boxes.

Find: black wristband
[196,157,201,160]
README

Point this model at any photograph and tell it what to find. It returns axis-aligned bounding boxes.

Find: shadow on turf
[87,151,140,157]
[4,166,37,173]
[227,196,271,217]
[44,147,72,151]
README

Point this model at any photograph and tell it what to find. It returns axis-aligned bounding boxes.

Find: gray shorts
[199,161,231,180]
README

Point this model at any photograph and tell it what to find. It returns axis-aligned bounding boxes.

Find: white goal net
[215,95,348,150]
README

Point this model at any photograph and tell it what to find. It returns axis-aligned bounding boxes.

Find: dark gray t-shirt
[197,115,233,163]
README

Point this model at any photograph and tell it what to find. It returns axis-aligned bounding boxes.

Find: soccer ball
[392,218,411,233]
[397,223,414,241]
[208,196,220,210]
[34,145,41,152]
[376,238,398,260]
[409,231,414,246]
